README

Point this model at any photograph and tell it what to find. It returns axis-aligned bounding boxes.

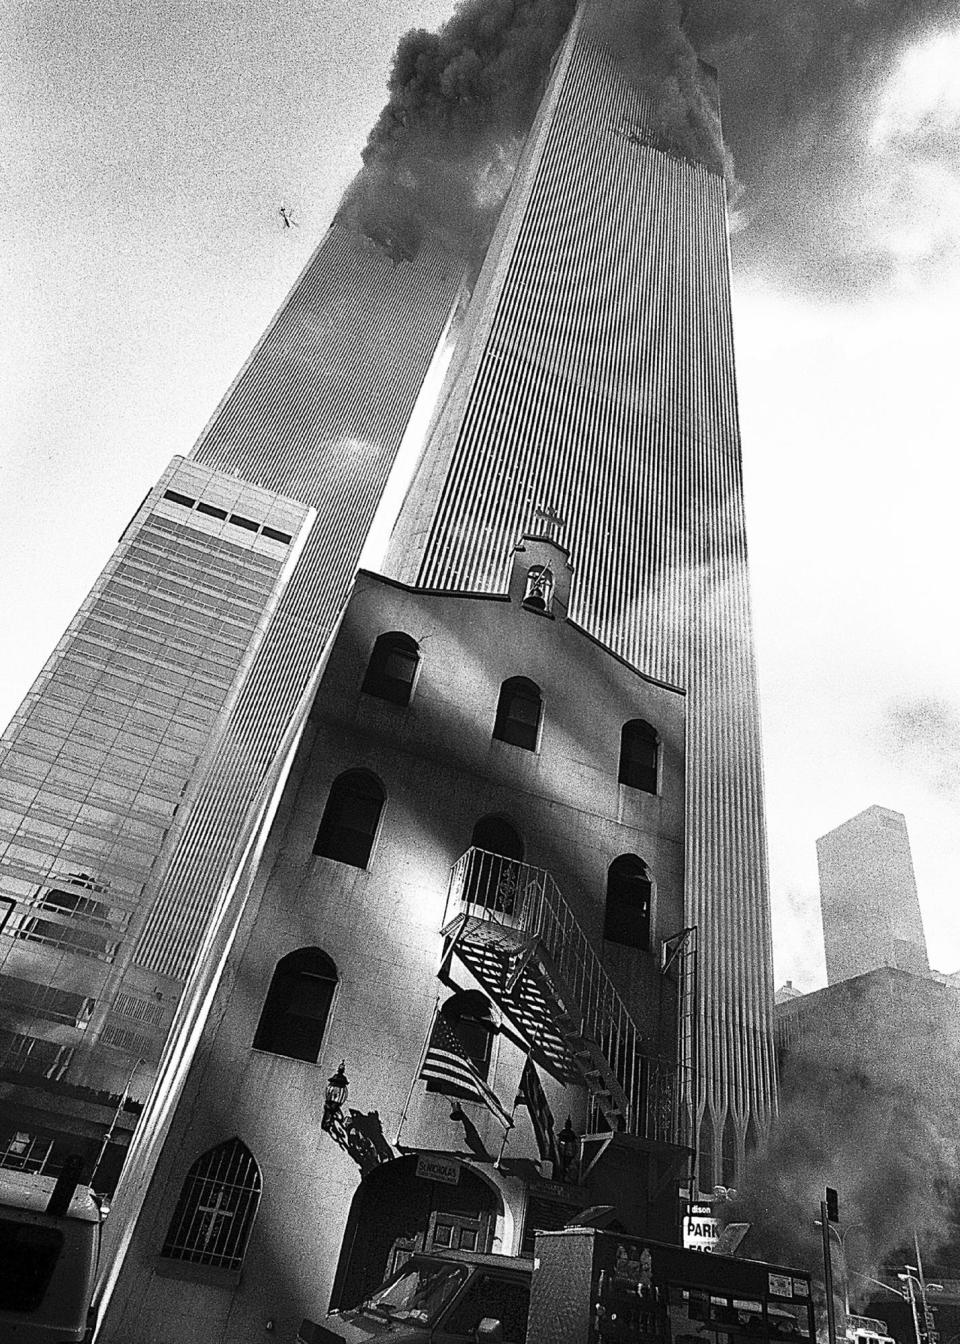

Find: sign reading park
[684,1203,720,1252]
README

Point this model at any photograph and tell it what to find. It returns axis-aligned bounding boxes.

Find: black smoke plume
[342,0,576,261]
[345,0,959,293]
[687,0,960,294]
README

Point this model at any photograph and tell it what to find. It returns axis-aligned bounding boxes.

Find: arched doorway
[331,1155,502,1309]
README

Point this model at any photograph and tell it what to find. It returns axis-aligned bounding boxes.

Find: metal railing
[445,848,686,1144]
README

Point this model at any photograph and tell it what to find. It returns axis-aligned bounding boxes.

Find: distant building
[816,806,929,985]
[773,981,803,1006]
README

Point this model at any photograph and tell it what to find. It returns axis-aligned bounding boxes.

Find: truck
[0,1162,107,1343]
[298,1225,816,1344]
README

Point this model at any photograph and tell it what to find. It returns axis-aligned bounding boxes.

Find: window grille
[0,1132,54,1173]
[161,1138,261,1271]
[618,720,659,793]
[493,678,542,752]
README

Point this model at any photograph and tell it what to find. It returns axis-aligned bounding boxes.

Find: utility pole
[821,1187,840,1344]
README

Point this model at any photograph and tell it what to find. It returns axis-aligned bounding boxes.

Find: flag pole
[497,1031,539,1169]
[396,993,441,1147]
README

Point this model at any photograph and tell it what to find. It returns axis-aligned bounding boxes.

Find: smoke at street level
[724,982,960,1302]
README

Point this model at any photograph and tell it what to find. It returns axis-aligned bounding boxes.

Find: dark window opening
[262,526,292,544]
[603,855,651,950]
[466,817,524,914]
[253,947,337,1062]
[229,514,259,532]
[361,632,420,706]
[161,1138,260,1271]
[493,678,542,752]
[619,720,659,793]
[441,1273,530,1343]
[0,1219,63,1311]
[163,490,195,509]
[196,501,228,520]
[313,770,384,869]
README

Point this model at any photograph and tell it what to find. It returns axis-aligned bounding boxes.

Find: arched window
[313,770,384,868]
[425,991,496,1095]
[603,855,652,950]
[361,632,419,706]
[618,720,659,793]
[493,678,542,752]
[253,947,338,1062]
[161,1138,261,1271]
[471,816,524,862]
[466,816,524,914]
[523,566,554,614]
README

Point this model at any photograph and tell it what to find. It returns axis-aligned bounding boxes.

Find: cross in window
[533,504,564,541]
[196,1187,235,1248]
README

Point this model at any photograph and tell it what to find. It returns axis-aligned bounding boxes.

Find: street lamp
[815,1218,866,1318]
[850,1269,942,1344]
[321,1061,349,1143]
[898,1268,943,1344]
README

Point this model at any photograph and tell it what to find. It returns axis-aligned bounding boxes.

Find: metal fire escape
[440,848,696,1148]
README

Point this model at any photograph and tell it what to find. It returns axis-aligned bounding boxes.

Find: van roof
[414,1250,534,1273]
[0,1168,103,1223]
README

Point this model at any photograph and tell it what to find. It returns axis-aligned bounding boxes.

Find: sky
[3,0,959,991]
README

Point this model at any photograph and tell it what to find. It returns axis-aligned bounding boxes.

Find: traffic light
[825,1187,840,1223]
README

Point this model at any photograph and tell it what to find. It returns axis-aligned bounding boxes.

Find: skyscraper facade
[0,224,463,1175]
[817,805,930,985]
[386,2,776,1180]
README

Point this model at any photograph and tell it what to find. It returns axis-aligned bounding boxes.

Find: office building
[817,805,930,985]
[386,0,775,1179]
[0,226,463,1179]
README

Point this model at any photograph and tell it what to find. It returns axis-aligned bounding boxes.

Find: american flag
[420,1015,513,1129]
[516,1056,561,1169]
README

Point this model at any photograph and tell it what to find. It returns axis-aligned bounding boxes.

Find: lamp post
[850,1268,942,1344]
[815,1218,866,1318]
[898,1269,943,1344]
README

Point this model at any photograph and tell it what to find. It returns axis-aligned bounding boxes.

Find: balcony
[441,848,693,1147]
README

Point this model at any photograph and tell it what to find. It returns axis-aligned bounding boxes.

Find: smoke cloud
[686,0,960,294]
[880,695,960,799]
[346,0,960,293]
[728,976,960,1303]
[342,0,576,261]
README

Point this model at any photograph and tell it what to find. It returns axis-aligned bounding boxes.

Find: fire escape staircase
[440,848,694,1146]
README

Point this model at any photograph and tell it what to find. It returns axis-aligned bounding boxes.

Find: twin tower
[0,3,775,1332]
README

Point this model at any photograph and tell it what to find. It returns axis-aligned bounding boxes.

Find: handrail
[444,848,685,1143]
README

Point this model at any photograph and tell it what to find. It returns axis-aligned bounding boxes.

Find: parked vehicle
[0,1163,106,1343]
[299,1229,816,1344]
[298,1250,533,1343]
